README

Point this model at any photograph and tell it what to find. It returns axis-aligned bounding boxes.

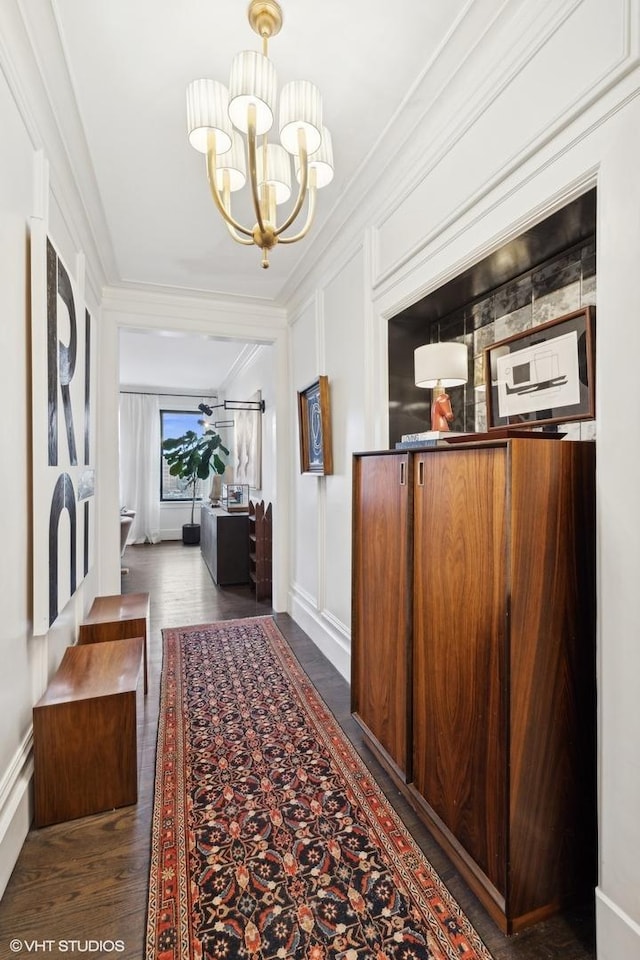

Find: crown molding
[102,283,288,347]
[102,282,286,321]
[218,344,266,392]
[373,0,638,287]
[278,0,639,309]
[275,0,516,305]
[104,277,279,309]
[0,0,119,300]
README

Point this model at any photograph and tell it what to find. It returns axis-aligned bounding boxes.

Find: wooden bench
[78,592,149,694]
[33,637,143,828]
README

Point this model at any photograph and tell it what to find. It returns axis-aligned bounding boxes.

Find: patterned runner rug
[146,616,493,960]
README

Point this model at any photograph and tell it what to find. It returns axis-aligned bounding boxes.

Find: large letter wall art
[31,219,95,634]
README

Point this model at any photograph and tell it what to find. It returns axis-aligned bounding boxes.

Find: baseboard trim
[596,887,640,960]
[0,729,34,899]
[289,587,351,683]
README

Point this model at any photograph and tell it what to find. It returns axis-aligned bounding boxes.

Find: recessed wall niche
[388,189,596,446]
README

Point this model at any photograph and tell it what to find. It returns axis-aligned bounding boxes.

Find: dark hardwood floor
[0,541,596,959]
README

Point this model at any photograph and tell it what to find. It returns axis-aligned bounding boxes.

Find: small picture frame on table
[221,483,250,513]
[484,306,595,430]
[297,375,333,475]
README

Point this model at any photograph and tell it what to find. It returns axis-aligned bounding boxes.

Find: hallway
[0,542,595,959]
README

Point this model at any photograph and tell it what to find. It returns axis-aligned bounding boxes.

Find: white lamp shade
[279,80,322,155]
[213,131,247,192]
[295,125,334,189]
[187,79,233,154]
[414,341,468,388]
[228,50,277,135]
[257,143,291,205]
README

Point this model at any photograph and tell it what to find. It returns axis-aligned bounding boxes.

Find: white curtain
[119,393,161,544]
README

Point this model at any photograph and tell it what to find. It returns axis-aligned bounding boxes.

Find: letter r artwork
[31,220,96,633]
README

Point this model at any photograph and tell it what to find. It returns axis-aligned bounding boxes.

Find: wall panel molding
[374,0,637,285]
[289,583,350,683]
[0,729,33,898]
[0,0,114,301]
[374,166,600,318]
[596,889,640,960]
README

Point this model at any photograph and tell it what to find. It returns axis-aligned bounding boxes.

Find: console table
[200,505,249,585]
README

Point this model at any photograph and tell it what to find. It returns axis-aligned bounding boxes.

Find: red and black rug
[146,616,493,960]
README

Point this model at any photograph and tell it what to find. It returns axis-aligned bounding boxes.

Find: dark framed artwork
[484,306,595,430]
[297,376,333,475]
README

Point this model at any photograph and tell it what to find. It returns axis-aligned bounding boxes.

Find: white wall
[288,250,369,679]
[282,2,640,957]
[223,345,277,508]
[0,59,42,899]
[0,24,103,895]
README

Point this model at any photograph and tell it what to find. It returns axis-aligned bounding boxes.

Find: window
[160,409,209,502]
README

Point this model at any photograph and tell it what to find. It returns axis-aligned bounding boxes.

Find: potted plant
[162,427,229,545]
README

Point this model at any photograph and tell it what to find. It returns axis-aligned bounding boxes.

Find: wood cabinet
[351,453,412,779]
[200,505,249,585]
[248,500,273,600]
[351,439,596,934]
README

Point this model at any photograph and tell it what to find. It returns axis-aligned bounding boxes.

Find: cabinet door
[351,454,411,777]
[412,447,507,892]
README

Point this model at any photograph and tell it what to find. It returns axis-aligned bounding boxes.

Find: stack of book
[394,431,471,449]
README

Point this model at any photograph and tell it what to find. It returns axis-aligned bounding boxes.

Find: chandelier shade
[213,132,247,192]
[186,79,232,154]
[295,125,334,189]
[279,80,322,155]
[228,50,277,135]
[186,0,334,268]
[257,143,291,204]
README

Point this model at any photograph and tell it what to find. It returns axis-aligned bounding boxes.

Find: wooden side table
[33,636,143,827]
[78,592,149,693]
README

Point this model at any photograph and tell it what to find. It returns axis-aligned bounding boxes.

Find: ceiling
[51,0,470,303]
[118,329,262,394]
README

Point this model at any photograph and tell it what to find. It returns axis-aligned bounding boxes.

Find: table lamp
[414,341,468,431]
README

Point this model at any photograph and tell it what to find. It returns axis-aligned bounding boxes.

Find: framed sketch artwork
[297,376,333,475]
[31,219,96,634]
[484,306,595,430]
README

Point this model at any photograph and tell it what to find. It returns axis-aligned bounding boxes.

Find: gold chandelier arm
[247,104,267,236]
[206,133,253,238]
[278,177,317,244]
[221,180,254,245]
[274,129,308,237]
[224,223,255,245]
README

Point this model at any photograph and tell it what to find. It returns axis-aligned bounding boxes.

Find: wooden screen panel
[352,454,411,776]
[412,447,507,892]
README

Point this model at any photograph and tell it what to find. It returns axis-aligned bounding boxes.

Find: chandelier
[186,0,334,269]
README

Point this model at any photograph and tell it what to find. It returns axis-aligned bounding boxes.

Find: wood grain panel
[352,454,411,776]
[78,591,149,693]
[412,447,507,892]
[507,440,596,918]
[33,637,143,827]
